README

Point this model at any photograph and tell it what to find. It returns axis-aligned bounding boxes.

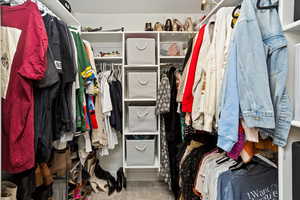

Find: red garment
[181,25,206,113]
[1,1,48,173]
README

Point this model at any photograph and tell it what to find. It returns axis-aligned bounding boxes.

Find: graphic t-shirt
[0,27,21,99]
[217,162,278,200]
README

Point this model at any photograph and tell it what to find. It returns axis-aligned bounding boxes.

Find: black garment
[162,66,182,199]
[34,14,61,163]
[180,143,216,200]
[52,18,77,140]
[109,80,122,132]
[14,168,35,200]
[182,38,194,71]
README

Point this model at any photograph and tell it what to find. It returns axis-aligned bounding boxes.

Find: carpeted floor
[90,181,174,200]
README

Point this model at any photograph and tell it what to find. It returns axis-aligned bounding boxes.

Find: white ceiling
[69,0,203,14]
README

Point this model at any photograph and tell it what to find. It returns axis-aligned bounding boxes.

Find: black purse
[59,0,72,13]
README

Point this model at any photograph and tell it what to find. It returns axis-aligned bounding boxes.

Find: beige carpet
[90,181,174,200]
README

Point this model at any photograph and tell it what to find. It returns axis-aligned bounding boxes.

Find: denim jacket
[218,0,292,151]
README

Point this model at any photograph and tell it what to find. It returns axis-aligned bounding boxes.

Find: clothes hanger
[256,0,278,10]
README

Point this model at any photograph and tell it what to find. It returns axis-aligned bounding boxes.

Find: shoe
[40,163,54,186]
[117,167,127,190]
[145,22,153,31]
[164,19,173,31]
[184,17,194,32]
[94,160,117,196]
[35,165,44,187]
[2,181,17,200]
[173,19,184,31]
[154,22,163,31]
[50,149,67,177]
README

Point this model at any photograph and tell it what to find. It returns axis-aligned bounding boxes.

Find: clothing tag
[54,60,62,70]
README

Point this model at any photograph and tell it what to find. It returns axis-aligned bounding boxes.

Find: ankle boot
[2,181,17,200]
[35,165,44,187]
[40,163,54,186]
[51,149,67,177]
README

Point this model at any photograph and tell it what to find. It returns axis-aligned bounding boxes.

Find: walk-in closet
[1,0,300,199]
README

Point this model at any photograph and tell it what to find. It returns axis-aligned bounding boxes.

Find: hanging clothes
[109,79,123,133]
[1,1,48,173]
[159,117,172,190]
[156,73,171,114]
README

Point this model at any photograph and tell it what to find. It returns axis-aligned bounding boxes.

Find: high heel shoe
[173,19,184,31]
[164,19,173,31]
[94,160,117,196]
[154,22,164,31]
[117,167,127,190]
[184,17,194,32]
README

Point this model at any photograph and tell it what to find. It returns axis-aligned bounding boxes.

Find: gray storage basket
[127,71,157,99]
[126,138,155,166]
[126,38,156,65]
[128,106,157,132]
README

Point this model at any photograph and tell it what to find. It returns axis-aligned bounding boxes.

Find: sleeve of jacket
[217,39,239,152]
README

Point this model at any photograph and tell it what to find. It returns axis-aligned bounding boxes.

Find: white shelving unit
[278,1,300,200]
[81,31,196,174]
[81,31,195,173]
[39,0,80,28]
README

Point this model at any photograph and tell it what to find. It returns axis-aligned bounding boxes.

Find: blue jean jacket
[218,0,292,151]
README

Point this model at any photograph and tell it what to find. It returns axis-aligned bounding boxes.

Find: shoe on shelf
[154,22,164,31]
[164,19,173,31]
[145,22,153,31]
[173,19,184,31]
[184,17,194,32]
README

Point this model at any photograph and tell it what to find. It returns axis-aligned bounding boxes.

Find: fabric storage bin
[126,38,156,64]
[126,137,155,166]
[128,106,157,132]
[127,71,157,99]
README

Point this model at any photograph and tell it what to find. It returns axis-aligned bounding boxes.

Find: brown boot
[35,165,44,187]
[40,163,54,186]
[51,150,67,177]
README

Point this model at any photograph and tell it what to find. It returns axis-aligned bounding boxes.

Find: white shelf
[160,56,185,61]
[81,32,123,43]
[94,56,123,61]
[124,131,159,136]
[124,64,159,68]
[291,120,300,127]
[39,0,80,28]
[283,20,300,32]
[124,156,160,169]
[124,98,157,102]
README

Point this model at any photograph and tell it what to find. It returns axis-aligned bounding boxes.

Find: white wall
[75,13,205,31]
